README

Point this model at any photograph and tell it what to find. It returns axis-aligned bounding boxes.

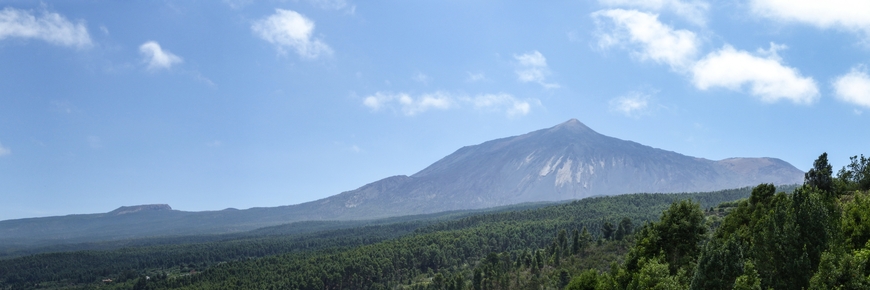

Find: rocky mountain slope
[305,119,804,219]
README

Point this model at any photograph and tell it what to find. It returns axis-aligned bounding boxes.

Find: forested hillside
[0,203,554,259]
[554,153,870,290]
[0,186,764,289]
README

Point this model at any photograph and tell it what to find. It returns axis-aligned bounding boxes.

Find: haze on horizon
[1,0,868,221]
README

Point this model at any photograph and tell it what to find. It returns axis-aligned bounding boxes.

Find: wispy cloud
[514,51,560,89]
[750,0,870,39]
[471,93,534,117]
[139,41,183,70]
[609,91,651,117]
[252,9,332,59]
[691,44,819,104]
[0,142,10,157]
[593,9,700,71]
[466,72,486,82]
[363,91,536,117]
[223,0,253,9]
[306,0,356,14]
[412,72,430,84]
[0,7,91,48]
[363,91,454,116]
[833,66,870,108]
[598,0,709,26]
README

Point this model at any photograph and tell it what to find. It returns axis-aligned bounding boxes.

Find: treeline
[0,186,758,289]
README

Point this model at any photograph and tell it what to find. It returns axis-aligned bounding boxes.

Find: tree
[581,226,591,246]
[572,229,581,255]
[558,269,571,289]
[656,200,707,274]
[843,192,870,250]
[452,273,465,290]
[433,273,445,290]
[808,249,870,289]
[791,186,837,271]
[615,217,633,241]
[750,191,812,290]
[838,154,870,192]
[602,222,615,241]
[623,199,707,290]
[805,152,834,194]
[732,261,761,290]
[628,257,682,290]
[748,183,775,207]
[558,229,569,254]
[473,268,483,290]
[566,269,599,290]
[689,235,745,290]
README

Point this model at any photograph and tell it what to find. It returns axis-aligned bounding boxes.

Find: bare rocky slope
[305,119,804,219]
[0,119,804,247]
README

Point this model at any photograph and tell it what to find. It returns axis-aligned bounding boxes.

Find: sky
[1,0,869,220]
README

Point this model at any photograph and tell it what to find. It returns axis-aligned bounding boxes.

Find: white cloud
[609,91,650,117]
[593,8,821,105]
[593,9,700,71]
[691,45,819,104]
[363,91,535,117]
[207,140,223,147]
[750,0,870,36]
[0,142,10,157]
[833,66,870,108]
[252,9,332,59]
[514,51,560,89]
[471,93,533,117]
[139,41,183,70]
[0,7,91,48]
[515,51,547,67]
[363,91,454,116]
[598,0,709,26]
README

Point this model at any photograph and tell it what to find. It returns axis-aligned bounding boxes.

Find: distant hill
[0,119,804,248]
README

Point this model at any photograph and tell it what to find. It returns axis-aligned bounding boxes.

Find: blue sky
[1,0,869,220]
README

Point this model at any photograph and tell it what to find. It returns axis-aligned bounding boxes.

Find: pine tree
[805,152,834,194]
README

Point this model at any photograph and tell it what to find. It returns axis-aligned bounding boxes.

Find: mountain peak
[546,118,595,135]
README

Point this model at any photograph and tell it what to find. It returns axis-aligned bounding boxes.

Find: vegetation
[0,186,760,289]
